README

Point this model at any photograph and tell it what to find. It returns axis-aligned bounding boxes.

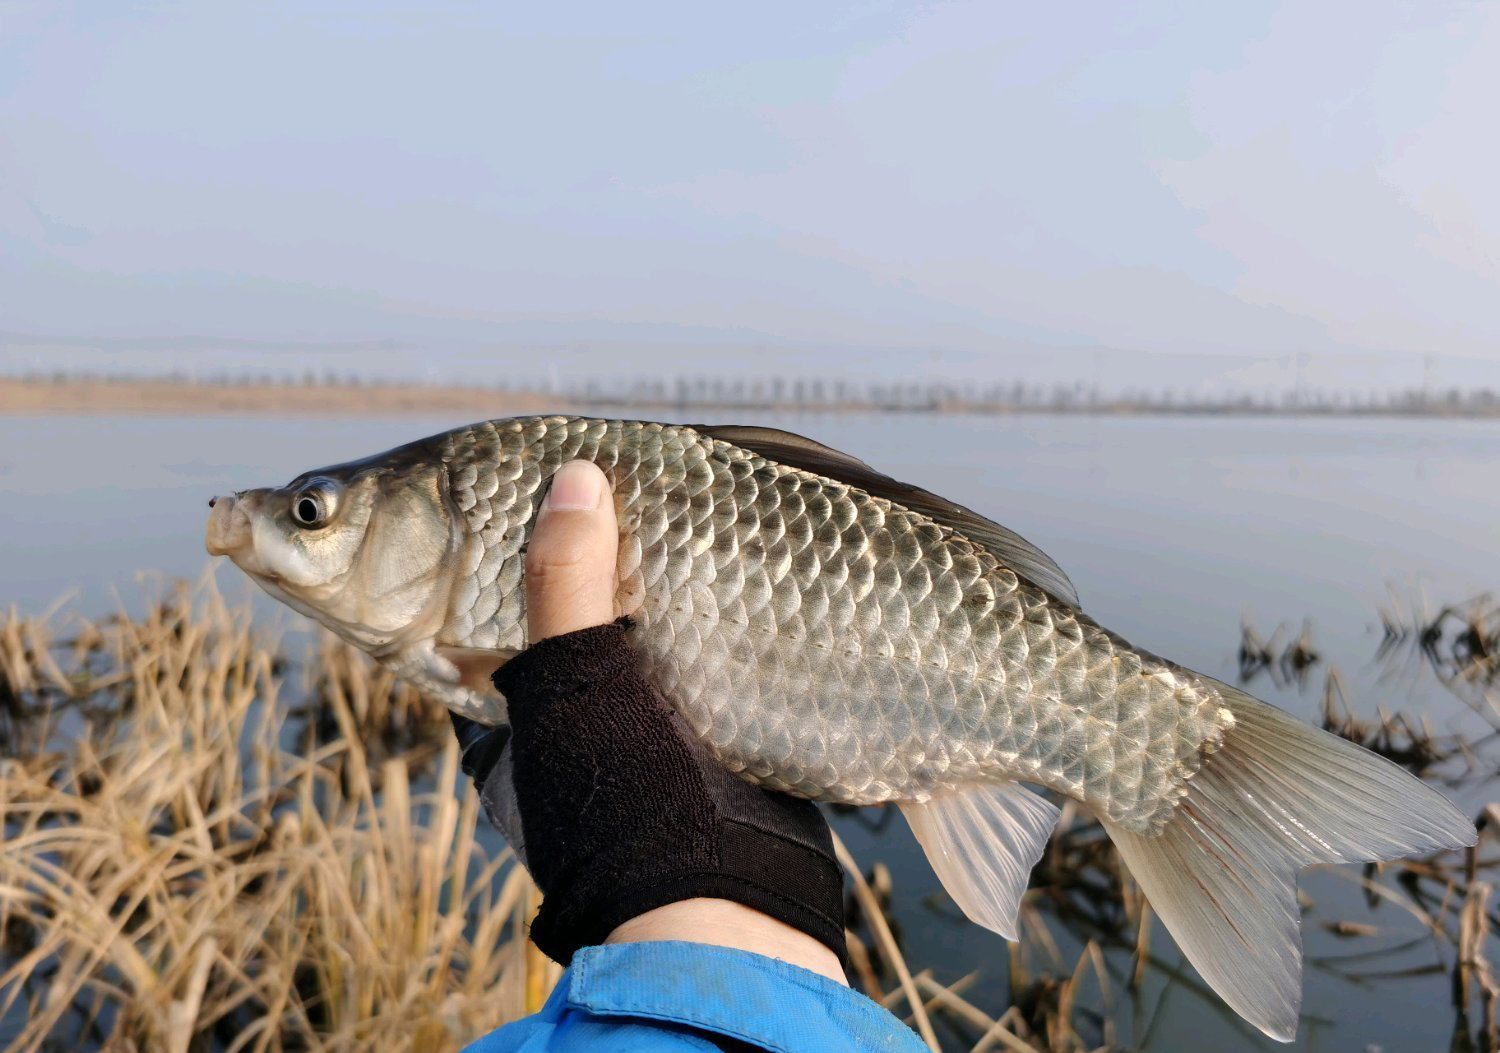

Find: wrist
[605,898,848,986]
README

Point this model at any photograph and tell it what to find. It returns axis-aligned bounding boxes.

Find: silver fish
[206,414,1473,1041]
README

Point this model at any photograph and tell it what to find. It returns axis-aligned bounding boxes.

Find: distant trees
[7,366,1500,418]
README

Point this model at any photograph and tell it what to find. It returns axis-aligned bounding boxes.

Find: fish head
[206,451,459,655]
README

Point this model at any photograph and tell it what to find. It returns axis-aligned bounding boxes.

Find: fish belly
[631,575,1228,827]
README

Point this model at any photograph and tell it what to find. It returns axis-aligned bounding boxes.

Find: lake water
[3,410,1497,1050]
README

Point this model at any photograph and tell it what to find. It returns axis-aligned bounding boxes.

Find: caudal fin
[1104,679,1475,1042]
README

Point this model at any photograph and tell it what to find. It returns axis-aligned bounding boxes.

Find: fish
[205,414,1474,1041]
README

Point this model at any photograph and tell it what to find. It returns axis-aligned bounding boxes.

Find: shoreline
[2,377,1498,419]
[0,377,565,417]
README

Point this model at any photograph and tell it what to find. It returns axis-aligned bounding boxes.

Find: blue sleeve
[461,941,932,1053]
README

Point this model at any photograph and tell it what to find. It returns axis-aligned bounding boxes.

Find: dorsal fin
[695,424,1080,608]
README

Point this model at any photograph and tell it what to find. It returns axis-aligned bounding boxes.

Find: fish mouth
[205,493,253,557]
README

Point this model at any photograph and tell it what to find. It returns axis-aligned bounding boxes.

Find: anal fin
[899,782,1059,940]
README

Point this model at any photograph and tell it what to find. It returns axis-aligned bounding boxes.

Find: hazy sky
[1,1,1497,392]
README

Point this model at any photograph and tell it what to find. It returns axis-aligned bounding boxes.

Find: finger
[525,460,618,642]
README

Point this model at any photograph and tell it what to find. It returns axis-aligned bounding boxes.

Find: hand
[453,460,848,983]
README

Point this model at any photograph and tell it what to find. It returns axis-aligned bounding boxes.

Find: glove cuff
[532,819,848,971]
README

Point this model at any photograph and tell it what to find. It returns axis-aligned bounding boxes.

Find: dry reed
[0,582,531,1052]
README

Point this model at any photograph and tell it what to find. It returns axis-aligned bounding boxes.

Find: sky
[1,0,1497,394]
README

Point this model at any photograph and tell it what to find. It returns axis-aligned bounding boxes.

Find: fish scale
[429,415,1229,829]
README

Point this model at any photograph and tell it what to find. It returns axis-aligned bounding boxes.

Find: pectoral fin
[437,646,519,693]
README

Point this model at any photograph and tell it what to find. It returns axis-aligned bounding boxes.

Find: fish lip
[205,492,254,557]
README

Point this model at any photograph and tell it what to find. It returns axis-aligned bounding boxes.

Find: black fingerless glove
[454,619,847,970]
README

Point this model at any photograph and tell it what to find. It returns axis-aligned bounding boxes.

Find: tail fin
[1104,679,1475,1042]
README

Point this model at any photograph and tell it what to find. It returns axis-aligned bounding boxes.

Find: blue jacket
[461,941,931,1052]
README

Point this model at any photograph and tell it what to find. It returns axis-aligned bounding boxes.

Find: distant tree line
[8,367,1500,416]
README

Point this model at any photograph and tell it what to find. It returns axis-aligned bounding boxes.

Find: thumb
[525,460,619,642]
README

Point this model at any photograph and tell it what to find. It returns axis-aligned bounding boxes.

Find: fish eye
[289,479,340,529]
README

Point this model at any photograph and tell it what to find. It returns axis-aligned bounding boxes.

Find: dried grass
[1377,592,1500,728]
[0,582,531,1052]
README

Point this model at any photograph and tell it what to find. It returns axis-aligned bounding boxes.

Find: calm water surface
[2,411,1497,1050]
